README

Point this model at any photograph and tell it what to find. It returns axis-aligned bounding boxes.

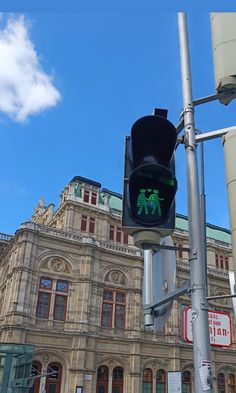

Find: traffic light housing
[122,113,178,246]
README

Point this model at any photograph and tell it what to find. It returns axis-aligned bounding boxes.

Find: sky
[1,8,236,235]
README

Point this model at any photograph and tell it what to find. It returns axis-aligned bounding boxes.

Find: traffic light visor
[131,115,177,167]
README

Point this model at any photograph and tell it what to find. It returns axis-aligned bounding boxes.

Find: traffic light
[122,112,178,247]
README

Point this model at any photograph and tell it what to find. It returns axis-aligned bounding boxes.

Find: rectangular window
[109,225,115,241]
[101,290,126,329]
[115,305,125,328]
[101,303,113,327]
[39,277,52,290]
[89,217,95,233]
[56,281,69,292]
[220,256,224,269]
[123,233,128,244]
[91,192,97,205]
[215,254,219,268]
[225,257,229,270]
[54,295,67,321]
[116,227,121,243]
[178,243,183,259]
[81,215,87,231]
[37,278,69,321]
[83,190,90,203]
[36,292,51,319]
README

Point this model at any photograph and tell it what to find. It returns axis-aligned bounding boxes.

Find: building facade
[0,176,236,393]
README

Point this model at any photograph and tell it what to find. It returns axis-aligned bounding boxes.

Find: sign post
[178,13,212,393]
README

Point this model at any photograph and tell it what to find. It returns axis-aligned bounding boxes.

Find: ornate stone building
[0,175,235,393]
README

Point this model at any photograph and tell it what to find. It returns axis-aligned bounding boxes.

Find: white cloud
[0,15,61,122]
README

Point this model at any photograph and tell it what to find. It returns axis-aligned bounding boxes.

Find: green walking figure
[137,189,148,215]
[149,189,163,215]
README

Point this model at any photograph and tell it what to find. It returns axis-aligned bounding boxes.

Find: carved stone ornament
[110,270,125,285]
[50,259,65,272]
[42,354,49,364]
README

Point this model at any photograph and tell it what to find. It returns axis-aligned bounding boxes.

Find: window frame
[108,224,129,245]
[101,290,126,329]
[36,277,69,322]
[36,291,51,319]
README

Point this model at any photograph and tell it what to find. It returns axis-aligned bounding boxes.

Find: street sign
[143,236,176,331]
[183,307,232,347]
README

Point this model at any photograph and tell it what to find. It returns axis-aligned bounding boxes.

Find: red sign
[183,307,232,347]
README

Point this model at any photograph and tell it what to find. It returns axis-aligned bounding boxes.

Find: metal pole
[143,249,154,326]
[178,13,212,393]
[200,141,208,293]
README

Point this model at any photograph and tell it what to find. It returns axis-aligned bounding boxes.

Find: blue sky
[1,11,236,235]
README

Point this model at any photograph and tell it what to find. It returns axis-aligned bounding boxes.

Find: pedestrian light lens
[129,164,177,226]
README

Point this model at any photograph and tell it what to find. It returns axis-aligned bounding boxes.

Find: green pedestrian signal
[122,111,178,242]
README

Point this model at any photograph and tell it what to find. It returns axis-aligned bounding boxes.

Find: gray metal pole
[143,249,154,326]
[178,13,212,393]
[200,141,208,294]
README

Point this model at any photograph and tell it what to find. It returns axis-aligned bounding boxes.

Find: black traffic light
[122,112,178,240]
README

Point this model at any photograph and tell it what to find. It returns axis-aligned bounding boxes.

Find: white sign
[199,360,213,391]
[84,374,92,381]
[183,307,232,347]
[167,371,182,393]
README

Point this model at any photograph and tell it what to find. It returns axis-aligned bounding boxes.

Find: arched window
[182,371,192,393]
[156,369,166,393]
[96,366,109,393]
[142,368,153,393]
[228,374,236,393]
[112,367,123,393]
[29,361,42,393]
[45,362,62,393]
[218,373,226,393]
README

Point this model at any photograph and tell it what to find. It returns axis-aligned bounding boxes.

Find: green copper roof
[176,214,231,244]
[109,194,122,210]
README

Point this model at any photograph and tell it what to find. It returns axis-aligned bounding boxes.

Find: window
[36,277,69,321]
[182,371,191,393]
[29,361,42,393]
[101,290,126,329]
[96,366,109,393]
[45,363,62,393]
[36,292,51,319]
[112,367,123,393]
[116,227,121,243]
[156,369,166,393]
[80,215,95,234]
[218,373,226,393]
[81,215,87,231]
[91,192,97,205]
[174,241,183,259]
[228,374,235,393]
[96,366,123,393]
[215,254,229,270]
[142,369,152,393]
[83,189,97,205]
[109,225,129,245]
[54,295,67,321]
[225,257,229,270]
[89,217,95,233]
[83,190,90,203]
[40,278,52,290]
[109,225,115,241]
